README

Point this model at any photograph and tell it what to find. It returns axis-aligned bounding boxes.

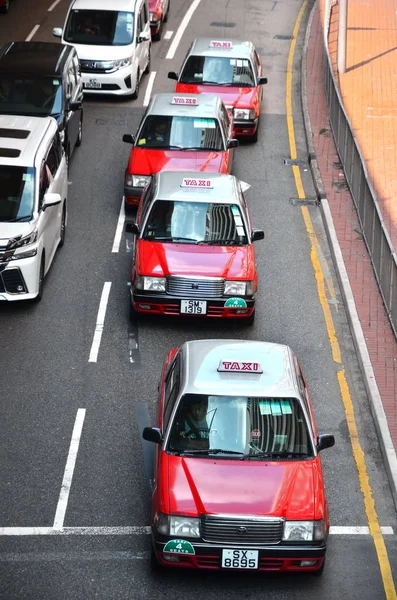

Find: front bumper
[233,117,259,137]
[152,535,326,572]
[81,65,136,96]
[0,255,41,301]
[131,290,255,319]
[124,185,145,205]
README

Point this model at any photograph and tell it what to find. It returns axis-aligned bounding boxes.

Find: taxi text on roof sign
[171,96,199,105]
[217,360,263,373]
[210,41,233,49]
[181,178,213,188]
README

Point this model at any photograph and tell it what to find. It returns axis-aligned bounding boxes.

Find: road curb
[300,2,397,510]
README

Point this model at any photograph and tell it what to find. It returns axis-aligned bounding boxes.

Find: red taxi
[168,38,267,142]
[143,339,335,573]
[122,93,238,208]
[126,171,263,324]
[149,0,170,40]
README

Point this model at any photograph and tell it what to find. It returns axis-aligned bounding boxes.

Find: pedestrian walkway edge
[300,1,397,511]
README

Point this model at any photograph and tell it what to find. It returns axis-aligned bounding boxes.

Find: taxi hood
[165,456,317,520]
[137,241,252,279]
[128,149,224,175]
[175,84,257,108]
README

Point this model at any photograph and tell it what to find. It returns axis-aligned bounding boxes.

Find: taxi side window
[293,357,310,414]
[220,104,231,137]
[163,355,181,428]
[137,11,143,37]
[38,162,51,209]
[253,51,261,77]
[46,141,60,178]
[139,180,154,225]
[142,2,148,25]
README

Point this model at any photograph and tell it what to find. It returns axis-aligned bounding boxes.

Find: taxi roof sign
[171,96,199,106]
[181,178,213,188]
[210,40,233,49]
[218,360,263,373]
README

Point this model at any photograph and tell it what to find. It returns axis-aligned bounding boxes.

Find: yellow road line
[286,2,396,597]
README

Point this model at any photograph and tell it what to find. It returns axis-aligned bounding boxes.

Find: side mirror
[52,27,63,38]
[251,229,265,242]
[168,71,178,81]
[43,192,62,209]
[143,427,163,444]
[227,138,239,150]
[258,76,268,85]
[138,34,150,43]
[69,100,82,111]
[317,434,335,452]
[123,133,135,145]
[126,222,140,235]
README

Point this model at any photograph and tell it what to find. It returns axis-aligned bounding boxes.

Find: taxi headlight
[224,281,246,296]
[170,516,200,538]
[234,108,256,120]
[132,174,151,188]
[136,275,166,292]
[282,520,325,542]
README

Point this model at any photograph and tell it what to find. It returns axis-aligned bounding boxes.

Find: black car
[0,41,83,162]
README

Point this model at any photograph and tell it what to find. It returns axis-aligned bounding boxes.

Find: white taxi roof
[154,171,241,205]
[181,340,299,398]
[189,38,255,60]
[146,93,222,118]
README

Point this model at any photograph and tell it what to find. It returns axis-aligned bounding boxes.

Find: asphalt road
[0,0,396,598]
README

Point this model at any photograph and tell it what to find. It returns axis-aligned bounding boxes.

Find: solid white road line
[166,0,201,59]
[88,282,112,362]
[143,71,157,107]
[112,198,126,253]
[25,25,40,41]
[164,30,173,40]
[0,525,393,536]
[53,410,86,530]
[48,0,62,11]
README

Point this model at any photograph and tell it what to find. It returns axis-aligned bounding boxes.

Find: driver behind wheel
[175,395,209,449]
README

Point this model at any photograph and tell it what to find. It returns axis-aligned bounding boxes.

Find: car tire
[33,255,45,303]
[0,0,9,14]
[59,204,66,248]
[144,48,151,75]
[312,559,326,576]
[132,70,140,100]
[249,119,259,143]
[75,115,83,147]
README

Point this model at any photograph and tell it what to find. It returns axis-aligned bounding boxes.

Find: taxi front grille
[166,277,224,298]
[201,516,283,545]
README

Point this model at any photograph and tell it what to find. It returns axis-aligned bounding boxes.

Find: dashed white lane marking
[48,0,62,11]
[0,525,393,536]
[25,25,40,41]
[88,282,112,362]
[143,71,157,107]
[166,0,201,59]
[112,198,126,253]
[164,30,174,40]
[53,410,86,530]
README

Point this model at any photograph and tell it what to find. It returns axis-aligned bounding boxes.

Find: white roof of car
[154,171,241,205]
[146,93,222,118]
[71,0,136,11]
[0,115,57,167]
[181,340,299,398]
[189,38,255,59]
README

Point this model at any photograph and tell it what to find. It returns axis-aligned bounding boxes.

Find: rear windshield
[0,77,62,117]
[142,200,248,245]
[64,10,134,46]
[137,115,224,150]
[0,167,35,222]
[180,56,255,87]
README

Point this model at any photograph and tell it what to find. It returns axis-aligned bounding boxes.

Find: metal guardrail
[323,3,397,339]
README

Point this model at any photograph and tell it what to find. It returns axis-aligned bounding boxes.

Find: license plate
[221,549,258,569]
[180,300,207,315]
[84,79,102,89]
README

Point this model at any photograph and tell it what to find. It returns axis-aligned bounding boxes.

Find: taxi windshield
[64,10,134,46]
[137,115,224,150]
[168,395,313,458]
[142,200,248,245]
[180,56,255,87]
[0,166,35,222]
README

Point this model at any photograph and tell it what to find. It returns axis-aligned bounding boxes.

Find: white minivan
[53,0,151,99]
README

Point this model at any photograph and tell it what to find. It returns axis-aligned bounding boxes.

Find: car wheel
[75,115,83,147]
[144,48,151,75]
[312,559,326,576]
[132,70,140,100]
[59,204,66,248]
[33,255,45,303]
[0,0,9,14]
[249,120,259,143]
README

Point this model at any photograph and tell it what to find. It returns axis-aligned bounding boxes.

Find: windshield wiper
[179,146,220,152]
[198,239,243,246]
[183,448,244,456]
[240,451,310,460]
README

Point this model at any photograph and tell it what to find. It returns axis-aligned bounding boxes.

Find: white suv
[0,115,68,302]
